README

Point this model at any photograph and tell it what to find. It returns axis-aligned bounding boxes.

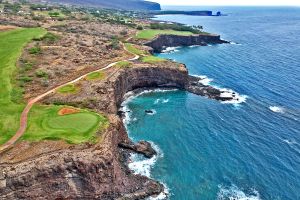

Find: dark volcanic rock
[119,141,157,158]
[145,110,154,114]
[145,34,229,53]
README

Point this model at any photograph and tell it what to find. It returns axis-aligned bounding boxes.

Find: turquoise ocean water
[123,7,300,200]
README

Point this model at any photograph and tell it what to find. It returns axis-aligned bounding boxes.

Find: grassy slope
[0,28,45,144]
[136,29,194,40]
[140,56,165,64]
[0,28,107,144]
[124,43,146,56]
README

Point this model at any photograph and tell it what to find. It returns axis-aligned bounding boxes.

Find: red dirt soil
[0,25,16,32]
[58,107,80,116]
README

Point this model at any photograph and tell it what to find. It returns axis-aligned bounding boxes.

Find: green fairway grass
[57,84,79,94]
[136,29,194,40]
[86,71,106,81]
[0,28,45,144]
[140,56,166,64]
[22,105,108,144]
[124,43,147,55]
[0,28,108,145]
[115,61,132,68]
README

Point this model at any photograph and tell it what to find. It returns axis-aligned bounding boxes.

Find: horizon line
[159,4,300,7]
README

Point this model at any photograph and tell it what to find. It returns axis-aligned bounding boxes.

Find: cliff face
[0,62,236,199]
[0,63,188,200]
[112,65,189,108]
[145,34,229,52]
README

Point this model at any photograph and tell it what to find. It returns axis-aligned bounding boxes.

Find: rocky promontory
[145,34,229,53]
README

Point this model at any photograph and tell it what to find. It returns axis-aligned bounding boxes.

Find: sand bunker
[58,107,80,116]
[0,25,17,32]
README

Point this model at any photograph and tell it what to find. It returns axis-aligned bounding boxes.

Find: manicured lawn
[0,28,46,144]
[86,71,106,81]
[0,28,108,145]
[57,84,79,94]
[22,105,108,144]
[136,29,194,40]
[115,61,132,68]
[140,56,166,64]
[124,43,147,55]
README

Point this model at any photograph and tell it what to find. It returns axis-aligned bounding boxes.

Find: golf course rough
[0,28,108,145]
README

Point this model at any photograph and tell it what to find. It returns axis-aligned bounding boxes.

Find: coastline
[0,18,245,200]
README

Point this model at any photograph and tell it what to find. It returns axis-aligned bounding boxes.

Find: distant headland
[152,10,224,16]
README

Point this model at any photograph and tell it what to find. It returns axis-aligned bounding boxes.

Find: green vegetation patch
[28,46,41,54]
[86,71,106,81]
[57,84,79,94]
[136,29,194,40]
[124,43,147,56]
[22,105,109,144]
[115,61,132,68]
[140,56,166,64]
[33,32,60,43]
[0,28,46,144]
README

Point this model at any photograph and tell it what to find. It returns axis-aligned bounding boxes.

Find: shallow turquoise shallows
[124,7,300,200]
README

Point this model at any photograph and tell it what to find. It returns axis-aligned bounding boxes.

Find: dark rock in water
[186,75,234,101]
[145,110,154,114]
[119,141,157,158]
[117,110,126,117]
[121,181,164,199]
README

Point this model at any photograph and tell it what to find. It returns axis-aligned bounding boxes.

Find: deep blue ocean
[123,7,300,200]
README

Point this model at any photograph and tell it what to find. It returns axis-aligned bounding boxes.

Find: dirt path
[0,42,139,152]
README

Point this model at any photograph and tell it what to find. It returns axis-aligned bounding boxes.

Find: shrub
[35,69,48,78]
[19,76,33,83]
[137,25,143,30]
[29,46,41,54]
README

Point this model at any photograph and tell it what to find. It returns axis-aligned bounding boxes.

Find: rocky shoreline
[145,34,229,53]
[0,27,241,199]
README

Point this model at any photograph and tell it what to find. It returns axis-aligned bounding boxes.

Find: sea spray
[217,185,261,200]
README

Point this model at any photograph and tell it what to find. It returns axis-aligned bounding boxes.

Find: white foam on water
[199,75,213,86]
[162,99,169,103]
[219,88,248,105]
[269,106,285,113]
[161,47,180,53]
[230,41,242,45]
[147,183,170,200]
[189,45,201,48]
[128,142,170,200]
[217,185,261,200]
[128,153,157,177]
[128,142,163,177]
[191,74,247,105]
[154,99,161,104]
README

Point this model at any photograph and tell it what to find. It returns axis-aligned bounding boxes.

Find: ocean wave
[147,182,170,200]
[217,185,261,200]
[189,45,201,48]
[128,142,163,177]
[269,106,285,113]
[154,98,170,104]
[219,88,248,105]
[191,74,247,104]
[161,47,180,53]
[128,142,169,200]
[230,41,242,45]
